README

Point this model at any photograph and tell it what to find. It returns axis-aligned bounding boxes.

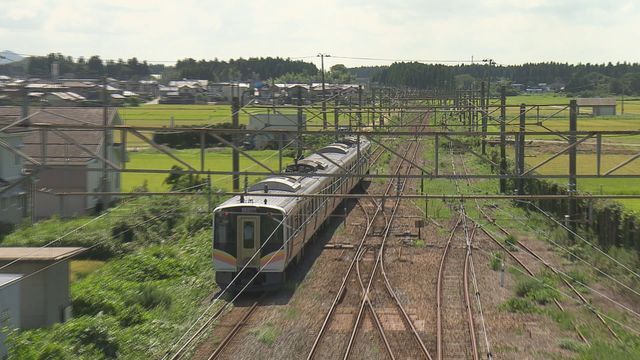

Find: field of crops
[122,148,285,192]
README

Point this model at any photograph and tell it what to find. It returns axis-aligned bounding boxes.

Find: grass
[119,104,351,147]
[122,148,284,192]
[7,196,219,359]
[70,260,106,282]
[522,152,640,212]
[249,322,279,345]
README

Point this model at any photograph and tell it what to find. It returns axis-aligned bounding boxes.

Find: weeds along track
[204,299,261,360]
[308,114,432,360]
[456,153,599,347]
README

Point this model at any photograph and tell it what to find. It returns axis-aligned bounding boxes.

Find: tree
[87,56,104,77]
[163,166,206,191]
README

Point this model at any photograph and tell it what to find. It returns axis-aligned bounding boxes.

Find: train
[212,136,372,290]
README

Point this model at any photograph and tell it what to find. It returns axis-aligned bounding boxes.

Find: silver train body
[212,137,371,289]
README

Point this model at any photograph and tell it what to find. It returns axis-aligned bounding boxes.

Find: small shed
[0,274,22,357]
[0,247,85,329]
[247,114,306,149]
[576,98,617,116]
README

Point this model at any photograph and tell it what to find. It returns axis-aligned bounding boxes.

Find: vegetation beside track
[2,195,224,359]
[421,111,640,358]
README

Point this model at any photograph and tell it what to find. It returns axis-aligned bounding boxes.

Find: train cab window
[243,222,255,249]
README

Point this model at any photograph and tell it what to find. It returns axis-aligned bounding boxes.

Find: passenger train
[212,137,372,290]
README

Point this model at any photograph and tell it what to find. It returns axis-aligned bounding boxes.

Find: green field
[119,104,351,147]
[122,148,286,192]
[523,152,640,212]
[481,95,640,145]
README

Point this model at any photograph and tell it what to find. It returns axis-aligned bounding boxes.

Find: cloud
[0,1,638,66]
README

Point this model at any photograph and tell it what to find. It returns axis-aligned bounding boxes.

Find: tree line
[363,61,640,96]
[0,53,362,84]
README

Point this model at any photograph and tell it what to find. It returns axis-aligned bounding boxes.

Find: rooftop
[0,273,22,287]
[0,247,86,261]
[576,98,616,107]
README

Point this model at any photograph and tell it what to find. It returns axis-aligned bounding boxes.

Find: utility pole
[480,81,487,154]
[482,58,495,109]
[101,76,110,210]
[232,96,240,192]
[499,86,507,194]
[568,99,578,241]
[517,103,526,196]
[296,86,304,161]
[317,53,330,129]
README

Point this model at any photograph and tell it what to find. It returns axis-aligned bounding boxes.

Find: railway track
[205,300,260,360]
[455,152,600,346]
[308,115,431,360]
[433,147,481,360]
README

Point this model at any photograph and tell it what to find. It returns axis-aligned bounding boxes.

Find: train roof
[214,137,370,213]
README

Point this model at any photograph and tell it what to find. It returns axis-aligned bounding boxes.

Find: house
[118,80,159,100]
[247,113,305,149]
[0,106,126,219]
[0,273,21,357]
[0,112,29,226]
[576,98,617,116]
[0,247,85,329]
[208,82,251,103]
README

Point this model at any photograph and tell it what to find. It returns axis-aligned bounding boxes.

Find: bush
[500,298,537,313]
[515,276,559,305]
[60,316,120,358]
[489,252,504,271]
[117,304,147,327]
[125,284,172,310]
[504,235,518,250]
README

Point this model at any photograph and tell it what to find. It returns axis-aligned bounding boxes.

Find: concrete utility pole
[480,81,487,154]
[297,87,304,161]
[232,96,240,192]
[317,53,330,129]
[101,77,110,210]
[482,58,495,108]
[499,86,507,194]
[568,99,578,241]
[517,103,526,196]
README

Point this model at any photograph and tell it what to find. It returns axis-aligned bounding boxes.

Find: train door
[237,216,260,268]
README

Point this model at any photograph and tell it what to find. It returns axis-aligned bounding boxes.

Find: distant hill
[0,50,23,65]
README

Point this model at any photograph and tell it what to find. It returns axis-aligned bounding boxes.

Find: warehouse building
[0,274,21,357]
[0,247,85,329]
[576,98,617,116]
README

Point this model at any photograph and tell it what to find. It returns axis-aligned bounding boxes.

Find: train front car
[212,136,371,291]
[213,200,287,290]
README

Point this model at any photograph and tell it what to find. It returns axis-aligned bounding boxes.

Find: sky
[1,0,639,68]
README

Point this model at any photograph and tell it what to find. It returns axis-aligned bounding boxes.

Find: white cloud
[1,0,639,66]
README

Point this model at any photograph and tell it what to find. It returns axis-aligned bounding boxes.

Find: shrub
[515,276,559,305]
[61,317,120,358]
[489,252,504,271]
[117,304,147,327]
[504,235,518,250]
[125,284,172,310]
[500,298,537,313]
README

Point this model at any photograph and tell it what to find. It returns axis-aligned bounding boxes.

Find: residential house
[0,110,29,226]
[0,106,126,219]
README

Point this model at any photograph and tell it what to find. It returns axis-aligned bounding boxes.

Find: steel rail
[206,301,260,360]
[306,142,404,359]
[343,115,430,360]
[435,216,463,360]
